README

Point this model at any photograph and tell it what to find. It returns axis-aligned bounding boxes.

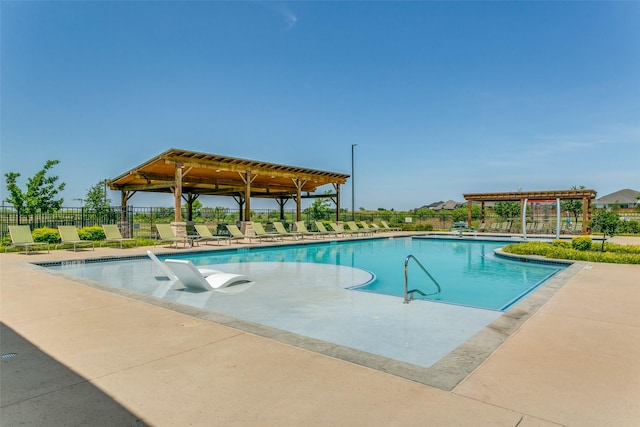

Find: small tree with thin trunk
[591,210,621,251]
[4,160,66,223]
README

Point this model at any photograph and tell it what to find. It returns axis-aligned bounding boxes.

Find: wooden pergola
[463,189,598,236]
[108,148,350,229]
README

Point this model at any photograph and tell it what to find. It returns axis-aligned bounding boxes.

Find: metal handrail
[404,255,442,304]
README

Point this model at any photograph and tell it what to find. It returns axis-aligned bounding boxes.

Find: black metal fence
[0,205,455,240]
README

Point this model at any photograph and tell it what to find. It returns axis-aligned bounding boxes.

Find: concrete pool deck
[1,234,639,425]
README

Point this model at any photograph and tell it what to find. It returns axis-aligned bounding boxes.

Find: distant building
[594,189,639,209]
[426,200,466,211]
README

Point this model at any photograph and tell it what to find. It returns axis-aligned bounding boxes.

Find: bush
[572,236,593,251]
[503,241,640,264]
[619,220,640,234]
[78,226,105,241]
[552,239,571,248]
[32,227,61,243]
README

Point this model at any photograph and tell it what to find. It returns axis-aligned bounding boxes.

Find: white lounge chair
[164,259,250,291]
[147,250,220,280]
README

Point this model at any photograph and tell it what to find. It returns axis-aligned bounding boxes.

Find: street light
[351,144,358,221]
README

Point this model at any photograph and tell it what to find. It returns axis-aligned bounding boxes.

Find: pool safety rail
[403,255,442,304]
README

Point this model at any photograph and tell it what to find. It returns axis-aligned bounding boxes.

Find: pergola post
[293,177,306,222]
[276,197,288,221]
[467,200,472,226]
[174,163,183,223]
[333,183,341,222]
[583,196,590,234]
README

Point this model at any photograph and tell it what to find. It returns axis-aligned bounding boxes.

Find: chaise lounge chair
[194,224,230,246]
[101,224,137,249]
[147,250,220,280]
[272,221,303,240]
[252,222,283,242]
[347,221,370,235]
[56,226,94,251]
[314,221,338,237]
[5,225,50,254]
[225,224,253,244]
[360,221,380,234]
[294,221,322,239]
[155,224,191,248]
[164,259,250,291]
[380,220,401,232]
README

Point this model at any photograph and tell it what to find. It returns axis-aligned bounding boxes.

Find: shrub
[572,236,593,251]
[619,220,639,234]
[502,241,640,264]
[32,227,61,244]
[78,226,105,241]
[552,239,571,249]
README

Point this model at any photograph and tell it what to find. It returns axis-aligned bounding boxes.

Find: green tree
[591,210,621,251]
[561,185,585,222]
[4,160,66,221]
[305,192,332,220]
[85,180,111,212]
[494,201,520,221]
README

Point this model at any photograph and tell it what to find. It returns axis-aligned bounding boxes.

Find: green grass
[503,241,640,264]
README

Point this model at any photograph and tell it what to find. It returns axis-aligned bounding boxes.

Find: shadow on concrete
[1,322,147,426]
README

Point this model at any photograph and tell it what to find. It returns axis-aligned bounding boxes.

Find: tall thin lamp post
[351,144,358,221]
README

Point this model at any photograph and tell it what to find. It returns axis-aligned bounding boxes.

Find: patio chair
[225,224,253,244]
[5,225,50,254]
[56,226,94,251]
[155,224,191,249]
[272,221,303,240]
[346,221,366,235]
[380,220,401,232]
[252,222,283,242]
[360,221,380,234]
[147,250,221,280]
[101,224,137,249]
[294,221,321,238]
[194,224,230,246]
[314,221,338,237]
[164,259,250,291]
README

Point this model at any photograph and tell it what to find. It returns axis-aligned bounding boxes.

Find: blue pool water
[162,237,562,311]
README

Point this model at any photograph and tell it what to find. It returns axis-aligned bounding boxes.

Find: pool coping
[26,237,584,391]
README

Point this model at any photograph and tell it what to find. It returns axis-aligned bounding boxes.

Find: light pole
[351,144,358,221]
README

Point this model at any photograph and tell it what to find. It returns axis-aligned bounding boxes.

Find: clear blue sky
[2,1,638,211]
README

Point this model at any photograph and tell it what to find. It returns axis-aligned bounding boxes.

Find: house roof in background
[594,189,639,205]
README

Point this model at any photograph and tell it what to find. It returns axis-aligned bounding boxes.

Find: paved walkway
[1,235,639,426]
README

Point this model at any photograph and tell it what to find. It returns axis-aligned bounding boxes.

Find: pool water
[167,238,562,311]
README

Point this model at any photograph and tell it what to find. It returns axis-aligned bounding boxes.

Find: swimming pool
[45,237,567,372]
[160,238,563,311]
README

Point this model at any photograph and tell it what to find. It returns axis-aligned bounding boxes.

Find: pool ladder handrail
[404,255,442,304]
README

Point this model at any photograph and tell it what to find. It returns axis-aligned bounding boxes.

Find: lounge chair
[273,221,303,240]
[194,224,230,246]
[294,221,320,238]
[329,222,346,235]
[252,222,283,242]
[346,221,366,235]
[101,224,137,248]
[360,221,380,233]
[155,224,191,248]
[164,259,250,291]
[147,250,220,280]
[56,226,94,251]
[225,224,252,243]
[380,220,401,232]
[314,221,338,237]
[5,225,50,254]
